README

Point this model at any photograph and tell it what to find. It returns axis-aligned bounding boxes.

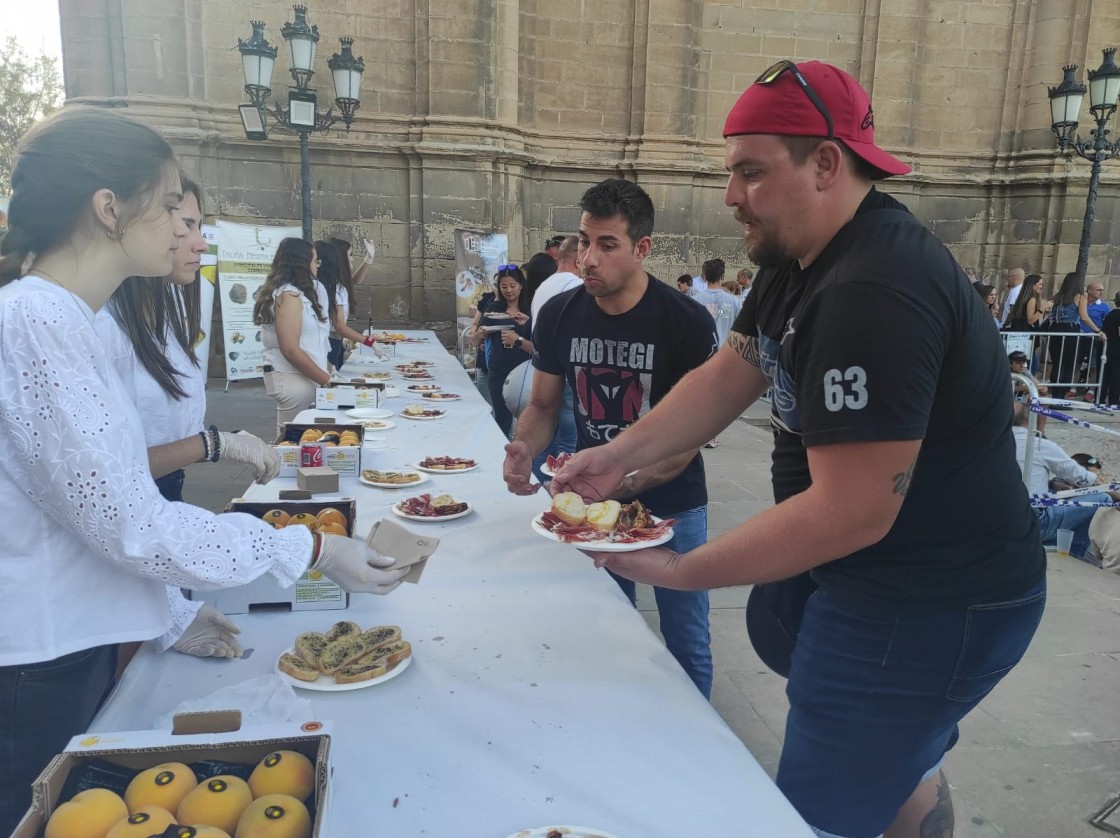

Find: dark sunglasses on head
[755,60,835,141]
[497,263,518,272]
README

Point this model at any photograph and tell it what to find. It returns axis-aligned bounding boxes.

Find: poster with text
[454,228,508,320]
[216,221,301,381]
[195,224,218,376]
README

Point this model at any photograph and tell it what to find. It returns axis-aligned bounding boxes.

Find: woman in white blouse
[254,237,335,436]
[0,107,407,834]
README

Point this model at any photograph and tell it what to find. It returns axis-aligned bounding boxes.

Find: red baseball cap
[723,60,910,179]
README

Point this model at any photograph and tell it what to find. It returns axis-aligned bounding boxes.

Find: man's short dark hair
[702,259,725,284]
[579,178,655,244]
[677,273,693,286]
[779,136,879,182]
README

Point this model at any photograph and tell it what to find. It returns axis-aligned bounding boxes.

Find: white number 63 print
[823,366,869,412]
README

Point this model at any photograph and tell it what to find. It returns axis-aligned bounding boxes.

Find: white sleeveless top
[260,282,330,373]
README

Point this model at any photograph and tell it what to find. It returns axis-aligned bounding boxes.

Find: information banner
[195,224,218,374]
[454,228,508,319]
[216,221,301,381]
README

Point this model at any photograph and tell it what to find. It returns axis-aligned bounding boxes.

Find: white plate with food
[400,372,435,381]
[484,312,516,320]
[360,469,428,489]
[414,456,479,474]
[346,407,394,420]
[538,452,573,477]
[405,383,442,393]
[400,406,447,420]
[392,494,472,522]
[358,371,393,381]
[531,494,674,552]
[395,363,433,372]
[421,392,461,401]
[506,828,620,838]
[360,419,396,431]
[275,648,412,692]
[481,324,516,333]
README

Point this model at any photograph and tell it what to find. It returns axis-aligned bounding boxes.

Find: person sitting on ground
[1009,350,1048,435]
[1012,402,1115,561]
[1070,453,1120,573]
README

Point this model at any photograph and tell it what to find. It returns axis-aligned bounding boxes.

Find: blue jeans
[778,578,1046,838]
[154,468,186,502]
[1036,492,1111,559]
[0,645,118,834]
[532,383,577,482]
[608,505,712,698]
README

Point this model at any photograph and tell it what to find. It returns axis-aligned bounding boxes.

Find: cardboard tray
[274,421,365,479]
[12,712,332,837]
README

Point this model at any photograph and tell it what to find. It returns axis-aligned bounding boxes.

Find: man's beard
[736,208,791,268]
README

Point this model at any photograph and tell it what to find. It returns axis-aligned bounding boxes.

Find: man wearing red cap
[551,61,1045,838]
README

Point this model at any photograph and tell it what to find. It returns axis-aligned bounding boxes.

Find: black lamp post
[237,5,365,241]
[1049,47,1120,281]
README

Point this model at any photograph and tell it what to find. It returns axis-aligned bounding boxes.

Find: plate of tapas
[400,371,434,381]
[405,383,442,393]
[360,469,428,489]
[505,828,620,838]
[392,493,472,522]
[414,456,479,473]
[538,452,573,477]
[360,419,396,431]
[421,392,461,401]
[400,405,447,420]
[531,494,674,552]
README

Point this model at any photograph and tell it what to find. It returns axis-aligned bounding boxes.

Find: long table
[93,332,812,837]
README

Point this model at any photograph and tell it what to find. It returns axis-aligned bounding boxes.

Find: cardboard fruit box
[314,381,384,410]
[189,499,356,614]
[274,420,364,479]
[12,712,332,838]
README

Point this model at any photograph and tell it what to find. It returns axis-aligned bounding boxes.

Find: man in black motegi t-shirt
[548,63,1045,838]
[503,178,718,698]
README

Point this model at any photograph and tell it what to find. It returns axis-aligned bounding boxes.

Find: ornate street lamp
[1049,47,1120,281]
[236,5,365,240]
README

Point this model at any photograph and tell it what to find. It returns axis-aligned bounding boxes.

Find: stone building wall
[58,0,1120,368]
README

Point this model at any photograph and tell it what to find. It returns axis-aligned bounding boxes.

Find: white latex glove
[219,430,281,484]
[314,534,408,594]
[362,239,377,264]
[172,605,243,658]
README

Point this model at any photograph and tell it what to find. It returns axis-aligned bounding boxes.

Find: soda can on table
[300,442,324,468]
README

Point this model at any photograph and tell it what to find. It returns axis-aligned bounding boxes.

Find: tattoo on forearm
[919,771,954,838]
[727,333,760,367]
[892,458,917,497]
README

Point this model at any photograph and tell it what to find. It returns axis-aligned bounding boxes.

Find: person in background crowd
[1009,350,1049,436]
[1078,281,1110,400]
[1048,271,1101,400]
[551,61,1045,838]
[313,239,381,369]
[1100,292,1120,405]
[504,178,717,699]
[1012,403,1114,561]
[692,258,742,450]
[530,235,582,479]
[1004,273,1045,332]
[1071,453,1120,572]
[677,273,695,294]
[737,267,754,297]
[523,250,558,313]
[470,265,533,437]
[1000,267,1025,326]
[722,277,743,298]
[964,266,978,285]
[331,236,375,292]
[254,238,333,436]
[0,107,407,834]
[544,234,564,263]
[974,283,1000,328]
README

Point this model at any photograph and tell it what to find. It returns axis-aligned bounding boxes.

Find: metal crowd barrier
[1001,329,1107,404]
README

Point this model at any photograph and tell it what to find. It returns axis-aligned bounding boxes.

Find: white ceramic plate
[506,828,620,838]
[400,408,447,421]
[405,384,442,393]
[413,459,479,474]
[276,649,412,692]
[360,419,396,431]
[359,470,429,489]
[421,392,461,401]
[531,513,674,552]
[392,500,473,522]
[345,408,393,420]
[484,312,515,320]
[360,371,393,381]
[481,324,516,332]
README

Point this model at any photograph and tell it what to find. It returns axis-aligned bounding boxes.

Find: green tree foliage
[0,37,64,194]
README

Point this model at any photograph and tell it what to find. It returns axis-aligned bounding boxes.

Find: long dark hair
[522,251,556,313]
[104,175,205,400]
[314,240,353,326]
[0,107,175,284]
[1007,273,1043,326]
[493,265,528,312]
[1052,271,1082,308]
[253,238,325,325]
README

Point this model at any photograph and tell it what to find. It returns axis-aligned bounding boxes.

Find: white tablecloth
[93,332,811,837]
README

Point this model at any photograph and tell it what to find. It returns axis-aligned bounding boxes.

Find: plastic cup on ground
[1056,528,1074,557]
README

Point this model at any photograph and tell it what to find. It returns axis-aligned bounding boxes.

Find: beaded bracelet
[208,425,222,463]
[198,430,212,463]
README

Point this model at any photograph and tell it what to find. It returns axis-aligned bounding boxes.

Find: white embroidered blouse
[0,277,312,666]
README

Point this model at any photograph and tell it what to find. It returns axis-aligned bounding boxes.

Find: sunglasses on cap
[497,264,518,272]
[755,60,835,141]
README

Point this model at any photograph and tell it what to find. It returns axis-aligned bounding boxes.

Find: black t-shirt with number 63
[733,188,1044,612]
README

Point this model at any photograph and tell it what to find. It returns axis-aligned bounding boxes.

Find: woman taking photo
[0,108,406,833]
[254,238,333,436]
[313,239,381,368]
[470,264,534,437]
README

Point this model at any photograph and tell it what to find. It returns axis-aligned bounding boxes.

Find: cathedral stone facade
[59,0,1120,359]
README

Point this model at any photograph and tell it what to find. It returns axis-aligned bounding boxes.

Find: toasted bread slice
[279,653,320,682]
[294,632,329,671]
[325,620,362,642]
[334,658,388,684]
[551,491,586,526]
[586,500,621,532]
[355,639,411,667]
[359,625,401,651]
[319,635,369,674]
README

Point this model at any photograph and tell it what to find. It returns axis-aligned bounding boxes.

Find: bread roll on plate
[586,500,621,532]
[551,492,586,526]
